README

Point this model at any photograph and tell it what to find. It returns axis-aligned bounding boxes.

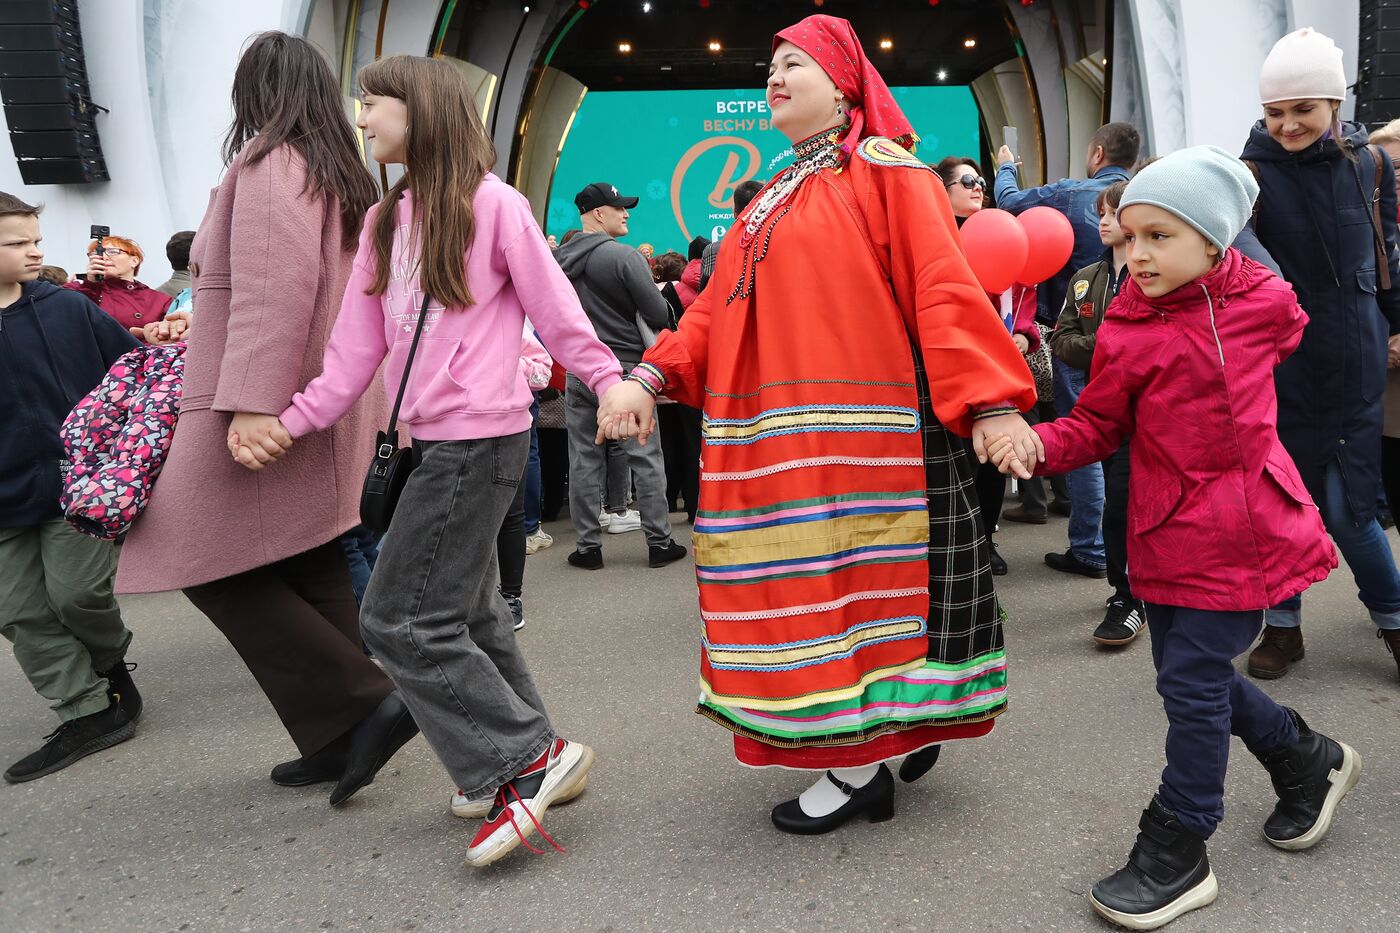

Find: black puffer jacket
[1241,120,1400,523]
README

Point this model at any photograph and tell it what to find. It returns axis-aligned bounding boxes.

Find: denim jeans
[1052,358,1106,567]
[359,433,554,799]
[524,399,542,535]
[338,524,381,605]
[565,374,674,550]
[1146,603,1297,838]
[1267,457,1400,631]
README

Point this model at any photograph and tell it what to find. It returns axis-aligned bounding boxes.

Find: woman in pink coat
[989,147,1357,931]
[116,33,409,803]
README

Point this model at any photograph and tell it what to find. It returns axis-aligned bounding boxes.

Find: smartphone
[1002,126,1019,164]
[89,224,110,281]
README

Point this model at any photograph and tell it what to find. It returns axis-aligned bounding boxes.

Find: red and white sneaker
[450,789,494,820]
[451,755,591,820]
[463,737,594,868]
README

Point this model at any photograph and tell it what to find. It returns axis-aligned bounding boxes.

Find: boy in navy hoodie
[0,192,143,783]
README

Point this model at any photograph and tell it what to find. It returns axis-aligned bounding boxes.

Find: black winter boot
[1088,797,1217,930]
[1253,708,1362,851]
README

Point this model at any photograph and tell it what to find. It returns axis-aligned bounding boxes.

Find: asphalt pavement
[2,510,1397,932]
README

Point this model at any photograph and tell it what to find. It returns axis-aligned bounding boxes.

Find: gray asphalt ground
[2,510,1397,932]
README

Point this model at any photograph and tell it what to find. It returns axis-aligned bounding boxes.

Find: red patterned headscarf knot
[773,15,917,163]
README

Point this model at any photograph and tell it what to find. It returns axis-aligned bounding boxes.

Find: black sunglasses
[947,173,987,191]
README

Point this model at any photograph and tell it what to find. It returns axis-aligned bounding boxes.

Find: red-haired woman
[67,235,172,332]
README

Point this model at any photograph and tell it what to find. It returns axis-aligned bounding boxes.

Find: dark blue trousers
[1145,603,1298,838]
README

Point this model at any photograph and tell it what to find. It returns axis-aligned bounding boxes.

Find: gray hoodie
[555,231,672,364]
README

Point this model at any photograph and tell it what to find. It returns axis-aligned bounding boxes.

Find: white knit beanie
[1259,27,1346,105]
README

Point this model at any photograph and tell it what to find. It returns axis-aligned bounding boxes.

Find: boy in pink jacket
[990,147,1359,930]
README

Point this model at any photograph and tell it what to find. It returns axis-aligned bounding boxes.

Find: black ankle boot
[1253,708,1362,851]
[1089,797,1217,930]
[770,765,894,835]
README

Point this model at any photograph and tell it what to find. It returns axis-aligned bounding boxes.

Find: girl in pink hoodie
[231,56,620,869]
[989,147,1358,931]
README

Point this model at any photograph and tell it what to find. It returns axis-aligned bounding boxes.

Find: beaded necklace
[727,127,845,305]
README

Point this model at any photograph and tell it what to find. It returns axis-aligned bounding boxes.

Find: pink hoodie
[282,177,621,441]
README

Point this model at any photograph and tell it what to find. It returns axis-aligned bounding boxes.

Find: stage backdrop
[547,86,981,252]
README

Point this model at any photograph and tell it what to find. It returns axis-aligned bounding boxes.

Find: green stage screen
[547,86,981,252]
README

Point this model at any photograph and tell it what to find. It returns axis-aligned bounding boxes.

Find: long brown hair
[359,55,496,308]
[223,32,378,249]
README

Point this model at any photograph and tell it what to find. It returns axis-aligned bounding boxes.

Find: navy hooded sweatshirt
[1,279,138,527]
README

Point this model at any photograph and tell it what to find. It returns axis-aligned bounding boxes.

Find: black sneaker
[504,595,525,632]
[567,547,603,570]
[1089,797,1218,930]
[1253,708,1362,851]
[4,702,135,784]
[1044,549,1108,579]
[648,541,688,568]
[98,660,142,724]
[988,542,1008,576]
[1094,599,1146,647]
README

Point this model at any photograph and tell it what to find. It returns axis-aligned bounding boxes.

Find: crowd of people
[1,13,1396,929]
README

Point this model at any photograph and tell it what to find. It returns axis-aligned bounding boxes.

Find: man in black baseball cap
[554,180,686,571]
[574,182,639,214]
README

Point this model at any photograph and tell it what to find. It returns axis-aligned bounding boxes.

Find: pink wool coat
[116,146,384,593]
[1035,249,1337,612]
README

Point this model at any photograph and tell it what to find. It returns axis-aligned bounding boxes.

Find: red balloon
[1015,206,1075,285]
[959,208,1028,295]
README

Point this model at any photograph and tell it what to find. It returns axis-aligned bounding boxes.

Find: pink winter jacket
[281,178,621,441]
[1034,248,1337,611]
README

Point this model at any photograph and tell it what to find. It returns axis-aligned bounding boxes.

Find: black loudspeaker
[1356,0,1400,126]
[0,0,109,185]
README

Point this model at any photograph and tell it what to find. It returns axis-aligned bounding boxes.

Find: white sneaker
[525,530,554,555]
[451,789,495,819]
[605,509,642,534]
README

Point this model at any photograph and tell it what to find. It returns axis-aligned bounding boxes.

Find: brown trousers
[184,540,393,757]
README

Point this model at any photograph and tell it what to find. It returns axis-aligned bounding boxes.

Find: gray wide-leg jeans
[360,433,553,800]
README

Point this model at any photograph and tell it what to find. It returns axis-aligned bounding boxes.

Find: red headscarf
[773,15,917,162]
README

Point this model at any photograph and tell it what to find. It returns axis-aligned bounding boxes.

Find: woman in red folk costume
[600,15,1038,833]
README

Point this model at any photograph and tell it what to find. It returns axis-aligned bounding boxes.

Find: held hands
[971,413,1042,481]
[228,412,293,471]
[131,310,192,344]
[1011,333,1030,354]
[596,381,657,445]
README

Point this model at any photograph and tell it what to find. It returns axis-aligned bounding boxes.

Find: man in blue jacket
[0,192,143,783]
[995,123,1141,581]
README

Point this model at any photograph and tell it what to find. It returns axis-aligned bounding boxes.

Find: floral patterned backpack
[60,343,186,540]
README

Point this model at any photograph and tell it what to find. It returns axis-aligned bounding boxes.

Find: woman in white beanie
[1241,27,1400,683]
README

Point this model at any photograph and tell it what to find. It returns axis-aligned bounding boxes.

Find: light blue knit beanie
[1118,145,1259,252]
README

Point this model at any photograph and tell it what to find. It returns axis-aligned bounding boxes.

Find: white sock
[797,764,880,817]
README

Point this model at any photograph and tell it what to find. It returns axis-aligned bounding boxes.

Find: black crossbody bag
[360,293,431,533]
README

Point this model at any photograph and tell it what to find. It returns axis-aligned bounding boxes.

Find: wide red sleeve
[1036,321,1136,474]
[859,158,1037,436]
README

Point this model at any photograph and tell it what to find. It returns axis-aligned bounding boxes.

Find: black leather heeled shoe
[329,692,419,806]
[770,764,895,835]
[898,744,941,783]
[271,744,347,787]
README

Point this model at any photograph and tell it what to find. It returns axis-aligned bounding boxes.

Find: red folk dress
[639,132,1035,768]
